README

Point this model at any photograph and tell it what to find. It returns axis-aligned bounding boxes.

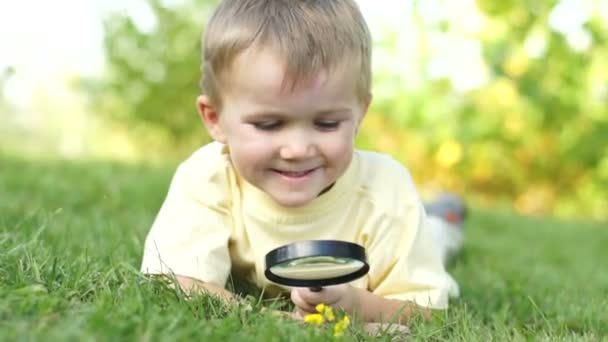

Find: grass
[1,154,607,341]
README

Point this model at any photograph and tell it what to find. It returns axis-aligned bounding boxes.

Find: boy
[141,0,460,324]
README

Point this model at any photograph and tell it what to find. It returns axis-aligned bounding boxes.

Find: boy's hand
[290,284,358,316]
[292,284,433,324]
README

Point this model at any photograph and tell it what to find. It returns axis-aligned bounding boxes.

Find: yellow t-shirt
[141,142,458,309]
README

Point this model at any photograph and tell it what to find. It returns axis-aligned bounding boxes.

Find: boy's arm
[292,285,432,324]
[353,286,432,323]
[141,147,236,296]
[177,275,301,321]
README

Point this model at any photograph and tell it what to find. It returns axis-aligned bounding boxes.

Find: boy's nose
[279,134,315,160]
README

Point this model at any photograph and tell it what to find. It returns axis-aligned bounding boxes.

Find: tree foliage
[358,0,608,220]
[89,0,217,144]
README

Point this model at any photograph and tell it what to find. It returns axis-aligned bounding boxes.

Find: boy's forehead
[224,48,357,97]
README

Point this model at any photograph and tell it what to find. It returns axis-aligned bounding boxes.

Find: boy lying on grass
[141,0,461,329]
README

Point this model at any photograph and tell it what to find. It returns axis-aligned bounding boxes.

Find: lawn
[1,155,606,341]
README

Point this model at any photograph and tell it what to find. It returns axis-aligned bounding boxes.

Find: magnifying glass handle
[309,287,323,292]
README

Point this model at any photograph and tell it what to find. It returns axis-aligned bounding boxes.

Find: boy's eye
[252,121,282,131]
[315,120,340,130]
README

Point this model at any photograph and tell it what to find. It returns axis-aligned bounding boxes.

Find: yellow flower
[304,313,324,325]
[333,316,350,337]
[305,303,351,337]
[315,303,335,322]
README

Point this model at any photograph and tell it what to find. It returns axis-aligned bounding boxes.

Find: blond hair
[201,0,372,108]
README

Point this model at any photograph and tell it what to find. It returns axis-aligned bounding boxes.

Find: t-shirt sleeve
[367,201,458,309]
[140,155,233,287]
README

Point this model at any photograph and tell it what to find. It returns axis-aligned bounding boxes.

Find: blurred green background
[1,0,607,221]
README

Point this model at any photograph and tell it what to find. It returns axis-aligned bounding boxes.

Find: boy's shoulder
[181,140,228,167]
[175,141,234,188]
[353,149,420,214]
[354,149,416,187]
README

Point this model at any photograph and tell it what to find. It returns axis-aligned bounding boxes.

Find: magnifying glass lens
[264,240,369,287]
[270,256,364,280]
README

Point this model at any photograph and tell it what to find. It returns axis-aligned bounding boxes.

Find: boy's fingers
[297,286,342,306]
[297,287,332,305]
[295,307,312,319]
[290,288,317,313]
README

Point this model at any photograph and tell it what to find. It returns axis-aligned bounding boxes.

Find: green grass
[1,155,607,341]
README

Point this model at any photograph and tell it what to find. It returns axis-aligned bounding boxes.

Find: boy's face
[198,48,370,207]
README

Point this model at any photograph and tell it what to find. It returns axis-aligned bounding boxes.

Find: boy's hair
[200,0,372,109]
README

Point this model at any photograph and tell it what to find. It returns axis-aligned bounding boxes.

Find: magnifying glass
[264,240,369,292]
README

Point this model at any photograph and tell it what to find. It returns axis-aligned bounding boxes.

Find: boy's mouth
[272,168,317,178]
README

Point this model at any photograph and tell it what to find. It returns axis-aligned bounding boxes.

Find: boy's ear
[197,95,226,143]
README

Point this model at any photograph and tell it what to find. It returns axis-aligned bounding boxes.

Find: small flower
[304,313,325,325]
[305,303,350,337]
[315,303,335,322]
[333,315,350,337]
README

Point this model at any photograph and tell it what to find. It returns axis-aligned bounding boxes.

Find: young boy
[141,0,460,324]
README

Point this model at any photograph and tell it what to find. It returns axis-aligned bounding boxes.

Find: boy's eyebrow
[243,108,352,118]
[315,108,353,116]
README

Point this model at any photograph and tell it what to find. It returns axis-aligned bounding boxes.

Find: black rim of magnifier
[264,240,369,287]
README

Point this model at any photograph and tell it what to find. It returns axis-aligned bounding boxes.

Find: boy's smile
[273,168,317,180]
[198,48,370,207]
